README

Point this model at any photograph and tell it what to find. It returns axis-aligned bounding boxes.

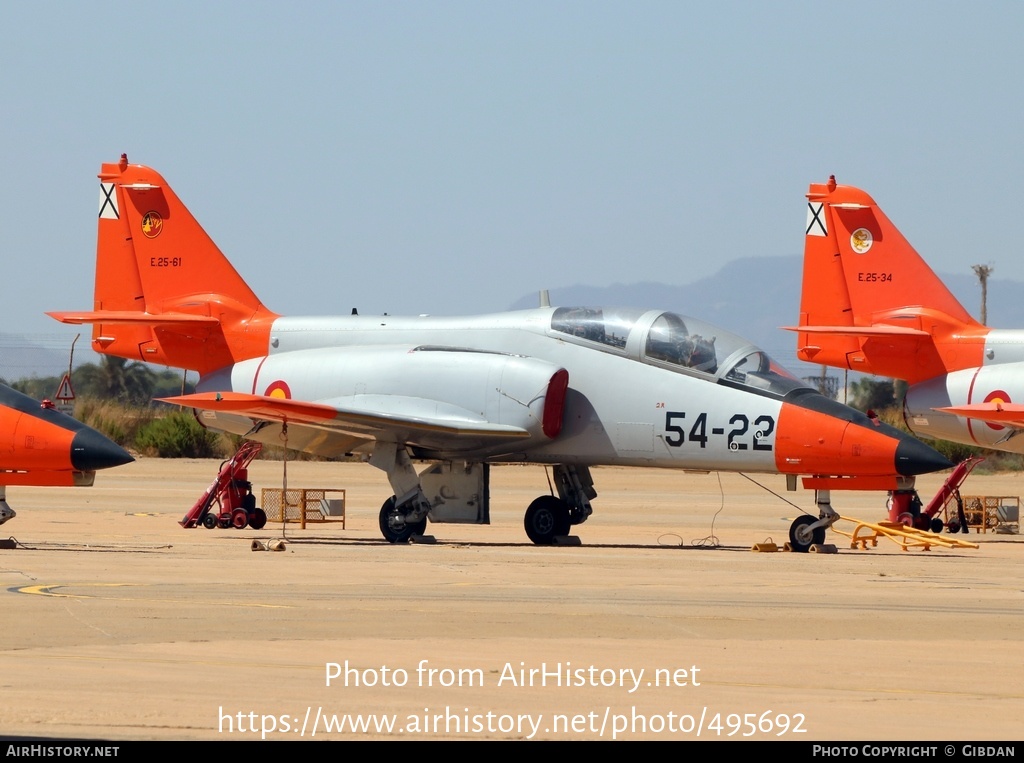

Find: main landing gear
[524,495,571,544]
[788,489,839,553]
[369,445,597,546]
[370,443,432,544]
[523,464,594,545]
[379,496,428,544]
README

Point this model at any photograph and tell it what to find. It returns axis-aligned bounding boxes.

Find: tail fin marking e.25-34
[792,176,986,386]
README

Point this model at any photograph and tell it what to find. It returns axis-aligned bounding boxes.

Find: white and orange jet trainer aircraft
[51,157,951,549]
[794,176,1024,455]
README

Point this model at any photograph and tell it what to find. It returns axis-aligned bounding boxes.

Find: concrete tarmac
[1,459,1021,741]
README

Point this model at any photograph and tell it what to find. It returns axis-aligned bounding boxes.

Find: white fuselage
[904,329,1024,452]
[196,308,786,472]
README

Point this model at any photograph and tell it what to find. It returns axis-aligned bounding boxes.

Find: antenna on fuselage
[538,290,550,308]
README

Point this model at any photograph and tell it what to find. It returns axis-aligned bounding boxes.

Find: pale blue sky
[2,1,1022,342]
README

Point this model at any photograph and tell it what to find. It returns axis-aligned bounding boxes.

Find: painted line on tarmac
[11,582,292,608]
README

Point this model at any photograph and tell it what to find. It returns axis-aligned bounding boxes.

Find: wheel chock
[410,534,436,544]
[781,541,837,553]
[251,539,288,552]
[751,542,779,552]
[553,535,582,546]
[0,537,17,550]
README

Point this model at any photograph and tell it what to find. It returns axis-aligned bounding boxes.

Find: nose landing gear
[788,489,839,553]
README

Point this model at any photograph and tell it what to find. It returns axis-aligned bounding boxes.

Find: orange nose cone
[775,393,952,476]
[0,407,71,471]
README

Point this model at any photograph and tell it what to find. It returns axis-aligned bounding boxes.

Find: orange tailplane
[49,155,278,375]
[790,176,988,385]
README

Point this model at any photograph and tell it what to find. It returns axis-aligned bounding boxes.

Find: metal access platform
[814,456,990,551]
[832,518,980,552]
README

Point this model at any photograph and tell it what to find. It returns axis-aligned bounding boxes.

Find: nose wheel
[788,489,840,552]
[788,515,826,552]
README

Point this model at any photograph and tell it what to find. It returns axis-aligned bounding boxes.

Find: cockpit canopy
[550,307,810,398]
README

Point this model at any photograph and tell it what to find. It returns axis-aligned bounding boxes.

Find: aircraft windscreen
[719,348,810,395]
[644,312,810,397]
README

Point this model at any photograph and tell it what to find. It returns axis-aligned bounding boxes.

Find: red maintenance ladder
[886,456,983,533]
[833,457,985,552]
[180,441,266,530]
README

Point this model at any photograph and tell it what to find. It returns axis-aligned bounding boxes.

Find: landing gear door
[422,462,490,524]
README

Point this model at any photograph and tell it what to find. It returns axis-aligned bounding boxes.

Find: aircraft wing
[160,392,534,441]
[161,348,568,458]
[935,403,1024,429]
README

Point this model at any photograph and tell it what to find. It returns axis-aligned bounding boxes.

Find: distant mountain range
[0,333,91,385]
[1,255,1012,386]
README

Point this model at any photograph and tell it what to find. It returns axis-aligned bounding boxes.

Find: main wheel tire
[524,496,571,545]
[378,496,426,543]
[789,515,825,553]
[249,508,268,531]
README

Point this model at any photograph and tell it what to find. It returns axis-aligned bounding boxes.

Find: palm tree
[74,356,157,406]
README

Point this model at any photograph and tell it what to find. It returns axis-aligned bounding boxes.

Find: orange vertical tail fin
[791,176,985,384]
[50,156,278,374]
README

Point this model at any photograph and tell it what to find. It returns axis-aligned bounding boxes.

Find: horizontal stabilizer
[47,310,220,325]
[785,324,930,338]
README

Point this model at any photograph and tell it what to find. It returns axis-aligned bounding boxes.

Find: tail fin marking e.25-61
[49,154,278,375]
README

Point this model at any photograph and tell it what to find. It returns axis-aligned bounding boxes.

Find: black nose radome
[70,428,134,472]
[895,436,954,476]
